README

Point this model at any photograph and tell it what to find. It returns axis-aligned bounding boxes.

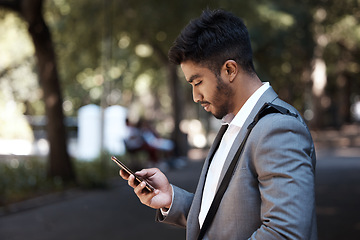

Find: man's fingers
[128,174,138,188]
[133,181,157,205]
[134,181,146,194]
[119,169,130,180]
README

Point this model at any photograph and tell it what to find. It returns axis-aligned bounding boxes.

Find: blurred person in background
[124,118,158,166]
[124,118,182,171]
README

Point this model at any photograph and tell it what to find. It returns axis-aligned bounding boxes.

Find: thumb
[135,168,158,178]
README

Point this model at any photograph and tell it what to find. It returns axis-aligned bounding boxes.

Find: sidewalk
[0,159,203,240]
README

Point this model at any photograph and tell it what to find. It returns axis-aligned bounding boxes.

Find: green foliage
[0,10,44,135]
[0,155,128,206]
[43,0,318,118]
[0,157,62,206]
[2,0,360,130]
[74,154,120,189]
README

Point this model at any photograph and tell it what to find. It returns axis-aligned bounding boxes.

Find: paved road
[315,148,360,240]
[1,148,360,240]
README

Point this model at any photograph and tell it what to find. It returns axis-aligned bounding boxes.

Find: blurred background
[0,0,359,239]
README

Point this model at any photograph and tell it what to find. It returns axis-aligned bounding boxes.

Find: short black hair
[168,9,255,75]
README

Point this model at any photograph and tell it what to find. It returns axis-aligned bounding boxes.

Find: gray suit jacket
[156,87,317,240]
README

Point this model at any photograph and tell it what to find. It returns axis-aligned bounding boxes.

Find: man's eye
[195,81,202,86]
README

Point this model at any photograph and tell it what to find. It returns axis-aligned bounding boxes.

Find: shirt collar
[221,113,235,125]
[222,82,270,128]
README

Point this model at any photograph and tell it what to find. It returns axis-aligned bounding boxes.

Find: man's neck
[231,74,263,115]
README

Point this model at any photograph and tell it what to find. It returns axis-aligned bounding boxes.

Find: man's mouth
[200,102,210,111]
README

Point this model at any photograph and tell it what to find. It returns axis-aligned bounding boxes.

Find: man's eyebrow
[187,74,202,83]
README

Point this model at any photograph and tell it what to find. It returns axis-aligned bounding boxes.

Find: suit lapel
[188,87,279,239]
[216,87,279,188]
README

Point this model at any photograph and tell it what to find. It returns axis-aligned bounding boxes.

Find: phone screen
[111,156,154,192]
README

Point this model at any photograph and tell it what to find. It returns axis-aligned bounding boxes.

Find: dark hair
[168,9,255,75]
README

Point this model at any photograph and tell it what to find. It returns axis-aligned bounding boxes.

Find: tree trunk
[337,74,352,125]
[168,63,188,157]
[0,0,75,182]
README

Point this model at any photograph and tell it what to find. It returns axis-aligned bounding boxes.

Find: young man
[120,9,317,239]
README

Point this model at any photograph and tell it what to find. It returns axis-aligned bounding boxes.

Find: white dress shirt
[198,82,270,228]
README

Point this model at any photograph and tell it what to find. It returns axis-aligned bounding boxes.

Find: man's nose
[192,87,202,103]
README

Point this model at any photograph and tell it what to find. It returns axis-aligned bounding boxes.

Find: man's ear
[223,60,238,82]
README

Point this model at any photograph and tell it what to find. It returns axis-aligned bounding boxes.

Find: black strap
[197,102,297,240]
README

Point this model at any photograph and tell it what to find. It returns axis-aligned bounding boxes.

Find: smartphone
[111,156,154,192]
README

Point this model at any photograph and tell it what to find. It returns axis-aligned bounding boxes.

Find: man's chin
[212,111,226,120]
[210,107,229,119]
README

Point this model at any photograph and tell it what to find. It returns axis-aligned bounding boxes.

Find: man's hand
[119,168,172,210]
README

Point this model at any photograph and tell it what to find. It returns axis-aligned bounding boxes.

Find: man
[120,9,317,239]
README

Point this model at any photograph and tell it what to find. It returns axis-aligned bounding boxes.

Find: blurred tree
[309,0,360,128]
[0,0,75,182]
[45,0,211,156]
[248,1,315,109]
[108,0,207,155]
[2,0,357,166]
[43,0,321,150]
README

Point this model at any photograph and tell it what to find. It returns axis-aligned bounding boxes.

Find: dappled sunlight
[0,139,33,155]
[0,13,34,67]
[118,32,131,49]
[135,44,153,58]
[0,101,33,141]
[135,73,152,95]
[257,4,294,28]
[0,138,49,156]
[311,58,327,97]
[180,119,207,148]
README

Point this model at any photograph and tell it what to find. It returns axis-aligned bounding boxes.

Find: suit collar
[242,86,278,130]
[187,87,279,239]
[198,86,279,192]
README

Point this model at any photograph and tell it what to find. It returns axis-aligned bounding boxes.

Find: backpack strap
[197,102,297,240]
